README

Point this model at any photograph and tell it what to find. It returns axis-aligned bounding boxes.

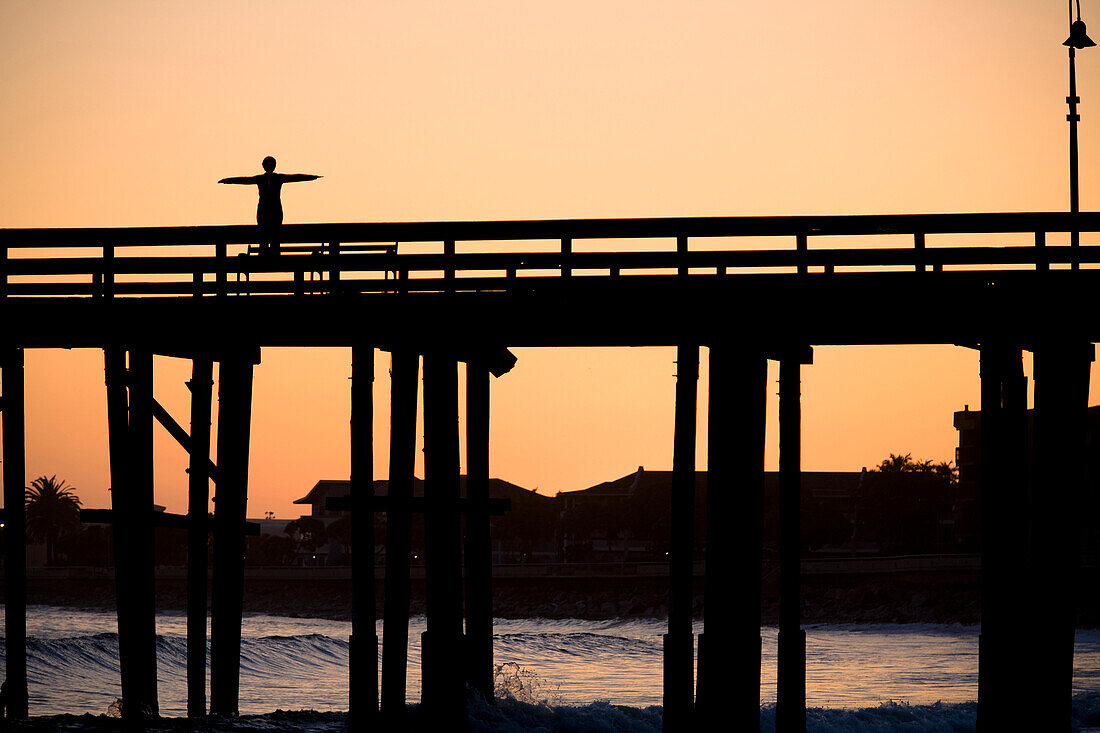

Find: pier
[1,210,1097,731]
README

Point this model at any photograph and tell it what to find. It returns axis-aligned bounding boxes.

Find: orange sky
[2,1,1098,517]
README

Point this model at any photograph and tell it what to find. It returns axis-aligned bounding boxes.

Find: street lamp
[1065,1,1095,267]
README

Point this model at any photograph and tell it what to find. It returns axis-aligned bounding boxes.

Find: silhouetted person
[218,156,321,255]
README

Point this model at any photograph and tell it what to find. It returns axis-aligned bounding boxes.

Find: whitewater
[3,606,1099,731]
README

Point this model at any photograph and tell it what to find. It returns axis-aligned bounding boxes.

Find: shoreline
[13,572,1097,627]
[10,559,1100,620]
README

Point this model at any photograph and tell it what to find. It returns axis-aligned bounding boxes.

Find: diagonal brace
[151,397,218,483]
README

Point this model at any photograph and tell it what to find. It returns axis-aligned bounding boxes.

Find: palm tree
[25,475,81,565]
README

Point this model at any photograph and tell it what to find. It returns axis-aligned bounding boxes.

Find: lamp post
[1065,2,1095,268]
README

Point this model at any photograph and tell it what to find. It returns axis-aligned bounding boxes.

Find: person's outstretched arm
[218,175,262,184]
[277,173,323,183]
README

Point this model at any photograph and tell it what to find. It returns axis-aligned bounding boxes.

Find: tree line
[2,476,354,567]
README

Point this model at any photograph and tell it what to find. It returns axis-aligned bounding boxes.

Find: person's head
[262,156,276,173]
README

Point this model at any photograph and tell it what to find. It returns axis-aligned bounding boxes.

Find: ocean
[2,606,1099,731]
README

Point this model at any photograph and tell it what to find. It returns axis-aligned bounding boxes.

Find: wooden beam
[420,353,467,727]
[349,345,378,729]
[464,359,493,701]
[110,347,159,719]
[187,357,213,718]
[1027,343,1092,730]
[664,344,698,730]
[381,351,419,722]
[5,211,1100,249]
[698,346,767,731]
[776,356,805,733]
[2,347,28,719]
[209,356,255,717]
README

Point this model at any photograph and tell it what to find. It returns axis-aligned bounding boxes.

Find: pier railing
[0,211,1098,297]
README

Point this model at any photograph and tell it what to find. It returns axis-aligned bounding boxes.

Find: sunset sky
[1,1,1098,518]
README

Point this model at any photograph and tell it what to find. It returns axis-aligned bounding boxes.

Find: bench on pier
[235,242,399,293]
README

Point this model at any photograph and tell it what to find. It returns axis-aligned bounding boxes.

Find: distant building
[556,466,882,562]
[293,479,354,520]
[290,476,559,565]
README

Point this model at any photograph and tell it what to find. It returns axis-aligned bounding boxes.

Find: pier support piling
[465,358,494,701]
[381,351,419,720]
[108,347,160,719]
[1027,342,1092,731]
[349,345,379,728]
[976,343,1028,732]
[698,346,766,731]
[210,355,255,716]
[664,344,698,730]
[186,356,213,718]
[2,347,29,719]
[776,352,808,733]
[421,352,468,729]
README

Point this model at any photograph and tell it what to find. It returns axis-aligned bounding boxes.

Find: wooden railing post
[103,242,115,299]
[915,232,926,273]
[329,242,341,291]
[215,242,227,298]
[0,243,9,299]
[562,238,572,278]
[444,240,455,290]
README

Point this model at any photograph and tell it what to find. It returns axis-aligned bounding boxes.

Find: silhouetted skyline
[3,1,1099,520]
